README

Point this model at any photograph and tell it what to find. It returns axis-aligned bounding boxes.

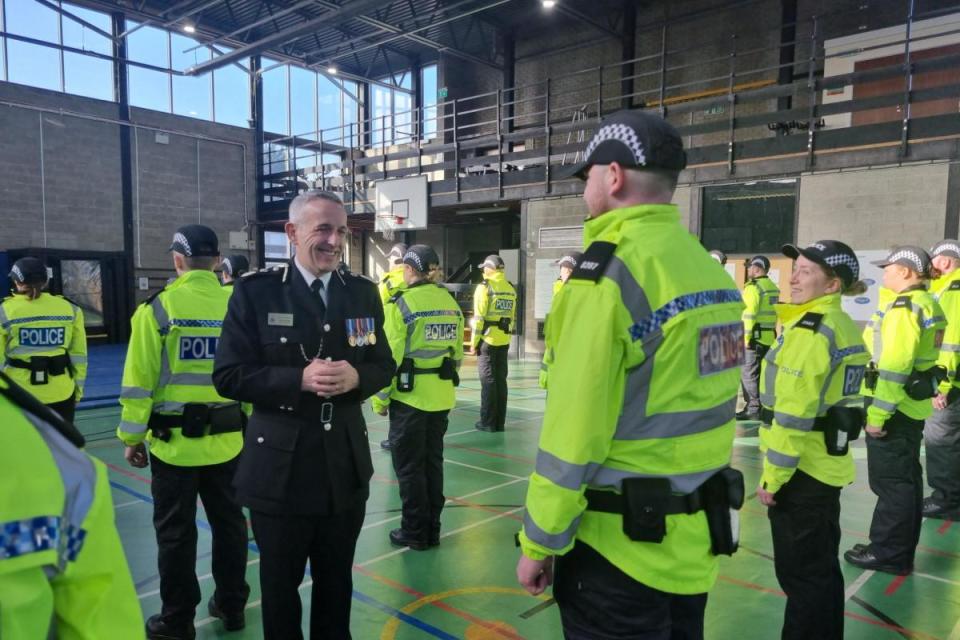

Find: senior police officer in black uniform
[213,190,394,640]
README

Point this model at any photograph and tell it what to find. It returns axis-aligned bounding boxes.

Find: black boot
[208,596,245,632]
[145,614,196,640]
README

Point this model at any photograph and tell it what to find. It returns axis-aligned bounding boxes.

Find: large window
[262,59,360,144]
[2,0,114,100]
[372,71,414,146]
[126,20,250,127]
[700,180,798,254]
[422,64,438,140]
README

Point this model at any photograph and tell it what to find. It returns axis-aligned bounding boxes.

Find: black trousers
[46,397,75,425]
[150,454,249,626]
[554,541,708,640]
[768,470,844,640]
[866,411,924,570]
[250,506,365,640]
[925,400,960,507]
[388,400,448,542]
[477,342,509,430]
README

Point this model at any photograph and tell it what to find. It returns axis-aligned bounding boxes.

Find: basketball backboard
[374,175,428,233]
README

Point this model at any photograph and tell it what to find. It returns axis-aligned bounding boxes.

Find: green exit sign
[438,87,448,99]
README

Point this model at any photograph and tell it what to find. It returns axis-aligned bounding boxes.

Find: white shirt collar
[293,256,333,301]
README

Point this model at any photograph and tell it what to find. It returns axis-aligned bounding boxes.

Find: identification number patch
[179,336,219,360]
[494,298,514,312]
[424,322,458,342]
[698,322,745,376]
[19,327,65,347]
[842,365,866,396]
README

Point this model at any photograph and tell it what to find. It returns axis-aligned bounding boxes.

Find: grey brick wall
[0,81,255,305]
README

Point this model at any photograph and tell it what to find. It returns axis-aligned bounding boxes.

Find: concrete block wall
[0,82,255,305]
[796,163,953,250]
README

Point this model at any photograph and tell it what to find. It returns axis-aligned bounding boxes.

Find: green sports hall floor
[78,358,960,640]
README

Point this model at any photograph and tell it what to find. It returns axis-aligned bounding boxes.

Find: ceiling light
[183,24,196,33]
[327,66,338,75]
[542,0,556,7]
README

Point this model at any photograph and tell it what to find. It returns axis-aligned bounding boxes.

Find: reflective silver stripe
[589,465,725,495]
[773,411,815,432]
[941,343,960,353]
[522,510,581,551]
[7,345,59,356]
[616,398,736,441]
[26,412,96,570]
[605,256,653,328]
[0,303,8,328]
[534,449,601,491]
[760,338,784,407]
[766,449,799,468]
[166,372,213,386]
[150,296,169,333]
[120,386,152,399]
[119,420,148,434]
[70,355,88,365]
[878,370,909,384]
[540,362,548,372]
[407,348,450,359]
[870,398,898,413]
[152,400,237,413]
[375,390,390,401]
[395,296,417,355]
[833,397,864,408]
[743,313,757,320]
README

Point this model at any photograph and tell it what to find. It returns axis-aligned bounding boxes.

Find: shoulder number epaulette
[571,241,617,282]
[141,286,167,306]
[388,289,407,304]
[892,295,913,310]
[796,312,824,331]
[948,280,960,291]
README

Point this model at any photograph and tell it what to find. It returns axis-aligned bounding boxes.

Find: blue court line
[109,478,459,639]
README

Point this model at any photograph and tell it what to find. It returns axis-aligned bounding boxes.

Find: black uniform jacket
[213,261,395,515]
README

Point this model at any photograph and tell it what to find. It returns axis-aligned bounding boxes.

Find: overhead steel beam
[184,0,386,75]
[307,0,511,70]
[556,4,620,38]
[35,0,117,42]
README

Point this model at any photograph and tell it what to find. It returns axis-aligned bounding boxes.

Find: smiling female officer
[757,240,869,640]
[0,257,86,423]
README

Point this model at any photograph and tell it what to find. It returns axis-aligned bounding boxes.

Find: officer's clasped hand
[301,358,360,397]
[124,443,148,468]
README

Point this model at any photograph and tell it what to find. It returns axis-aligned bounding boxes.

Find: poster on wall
[535,259,559,319]
[842,250,888,323]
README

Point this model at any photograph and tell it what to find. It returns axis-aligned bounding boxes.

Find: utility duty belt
[481,317,512,334]
[6,353,73,385]
[812,406,865,456]
[864,362,947,400]
[584,467,745,556]
[148,403,245,442]
[396,357,459,392]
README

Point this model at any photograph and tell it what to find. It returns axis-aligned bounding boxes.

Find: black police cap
[783,240,860,289]
[222,254,250,277]
[564,109,687,180]
[9,257,47,285]
[170,224,219,257]
[402,244,440,273]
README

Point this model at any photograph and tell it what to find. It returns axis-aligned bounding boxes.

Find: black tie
[310,279,327,317]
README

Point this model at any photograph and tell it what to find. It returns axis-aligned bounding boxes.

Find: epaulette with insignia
[796,312,824,331]
[241,263,289,284]
[571,241,617,282]
[388,290,407,304]
[949,280,960,291]
[892,295,912,310]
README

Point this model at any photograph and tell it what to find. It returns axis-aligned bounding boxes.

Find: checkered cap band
[824,253,860,281]
[172,232,192,256]
[404,250,425,272]
[932,242,960,258]
[11,266,23,282]
[586,124,647,168]
[888,249,925,273]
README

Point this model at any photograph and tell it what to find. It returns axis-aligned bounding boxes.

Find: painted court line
[444,457,527,480]
[844,570,875,601]
[113,498,143,510]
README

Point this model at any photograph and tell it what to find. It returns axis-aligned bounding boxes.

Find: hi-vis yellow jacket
[378,266,407,306]
[758,294,869,493]
[933,268,960,395]
[519,204,743,595]
[0,373,143,639]
[863,285,945,426]
[372,281,464,413]
[471,271,516,348]
[742,276,780,348]
[116,270,242,466]
[539,279,567,389]
[0,293,87,404]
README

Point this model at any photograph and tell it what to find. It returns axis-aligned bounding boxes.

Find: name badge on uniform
[346,317,376,347]
[268,313,294,327]
[698,322,745,376]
